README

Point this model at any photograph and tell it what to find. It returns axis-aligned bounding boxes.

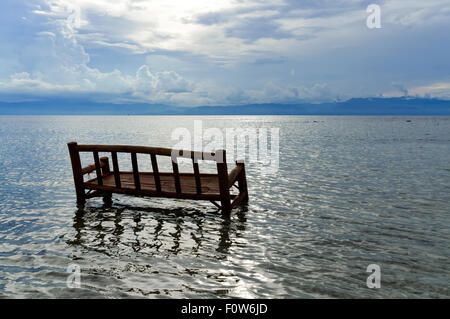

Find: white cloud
[1,1,346,105]
[250,82,340,104]
[383,0,450,26]
[0,16,197,104]
[409,82,450,99]
[382,82,450,100]
[1,0,450,105]
[133,65,193,99]
[33,0,368,62]
[31,0,448,65]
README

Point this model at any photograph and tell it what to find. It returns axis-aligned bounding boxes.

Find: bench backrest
[67,142,228,196]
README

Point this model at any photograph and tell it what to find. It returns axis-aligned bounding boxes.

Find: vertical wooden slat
[216,149,231,214]
[131,152,141,190]
[111,151,121,188]
[192,158,202,195]
[67,142,85,205]
[93,151,103,186]
[100,156,110,175]
[100,156,112,201]
[172,156,181,194]
[150,154,161,192]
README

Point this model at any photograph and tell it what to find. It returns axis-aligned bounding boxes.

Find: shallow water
[0,116,449,298]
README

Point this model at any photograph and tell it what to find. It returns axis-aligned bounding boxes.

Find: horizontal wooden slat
[76,144,215,160]
[84,172,223,192]
[81,162,106,175]
[85,171,219,178]
[82,183,230,201]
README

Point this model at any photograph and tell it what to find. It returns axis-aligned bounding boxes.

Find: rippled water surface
[0,116,449,298]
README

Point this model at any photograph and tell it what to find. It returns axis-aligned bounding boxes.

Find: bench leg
[220,198,232,215]
[237,161,248,203]
[103,192,112,205]
[76,190,86,206]
[68,142,86,206]
[216,149,232,215]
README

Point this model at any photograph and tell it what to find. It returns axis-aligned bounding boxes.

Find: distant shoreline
[1,97,450,116]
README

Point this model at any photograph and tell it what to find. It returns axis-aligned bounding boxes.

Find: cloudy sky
[0,0,449,106]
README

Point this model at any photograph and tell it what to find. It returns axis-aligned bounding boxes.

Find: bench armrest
[228,163,243,188]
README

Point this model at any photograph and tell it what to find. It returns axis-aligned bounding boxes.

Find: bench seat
[86,172,221,195]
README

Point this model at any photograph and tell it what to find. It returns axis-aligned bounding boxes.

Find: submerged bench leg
[103,192,112,206]
[220,198,232,215]
[76,191,86,206]
[236,161,249,203]
[216,150,232,215]
[68,142,86,206]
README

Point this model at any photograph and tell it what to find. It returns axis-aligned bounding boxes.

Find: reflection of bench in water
[70,204,247,257]
[68,142,248,214]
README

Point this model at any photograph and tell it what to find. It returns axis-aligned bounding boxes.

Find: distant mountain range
[1,97,449,115]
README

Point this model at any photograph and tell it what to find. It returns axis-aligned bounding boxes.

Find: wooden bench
[67,142,248,214]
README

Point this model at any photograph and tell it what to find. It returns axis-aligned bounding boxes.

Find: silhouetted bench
[67,142,248,214]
